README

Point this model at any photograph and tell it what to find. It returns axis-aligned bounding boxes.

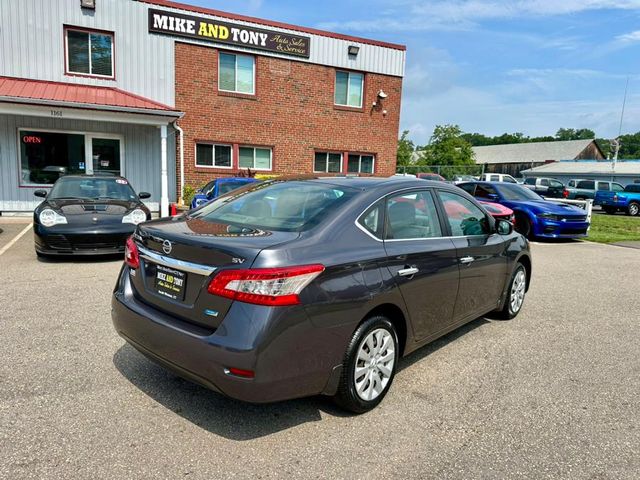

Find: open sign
[22,135,42,144]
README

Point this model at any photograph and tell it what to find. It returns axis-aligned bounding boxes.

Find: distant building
[473,139,605,177]
[521,160,640,185]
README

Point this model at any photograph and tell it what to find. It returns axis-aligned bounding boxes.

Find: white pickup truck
[479,173,519,183]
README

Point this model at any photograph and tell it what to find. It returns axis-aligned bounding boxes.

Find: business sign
[22,135,42,144]
[148,9,310,58]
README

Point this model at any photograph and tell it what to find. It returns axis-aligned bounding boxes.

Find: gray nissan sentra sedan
[112,176,531,413]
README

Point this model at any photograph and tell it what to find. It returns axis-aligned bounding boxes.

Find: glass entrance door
[90,137,121,175]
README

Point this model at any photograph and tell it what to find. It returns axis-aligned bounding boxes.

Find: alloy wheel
[354,328,395,401]
[510,269,526,314]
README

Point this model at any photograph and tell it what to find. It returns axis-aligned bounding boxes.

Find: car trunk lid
[129,216,299,329]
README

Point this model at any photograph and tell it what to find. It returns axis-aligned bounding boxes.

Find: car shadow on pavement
[397,316,489,373]
[113,344,340,441]
[113,316,492,440]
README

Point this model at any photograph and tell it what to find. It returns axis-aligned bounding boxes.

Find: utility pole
[612,76,629,173]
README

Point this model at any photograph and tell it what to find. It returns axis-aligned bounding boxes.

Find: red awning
[0,76,181,116]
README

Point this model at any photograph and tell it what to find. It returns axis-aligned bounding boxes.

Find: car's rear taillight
[208,264,325,306]
[125,236,140,269]
[613,194,618,202]
[562,189,569,198]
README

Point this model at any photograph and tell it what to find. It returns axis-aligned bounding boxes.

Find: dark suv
[112,177,531,412]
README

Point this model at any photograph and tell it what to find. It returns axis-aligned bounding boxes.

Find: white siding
[0,0,405,107]
[0,0,176,106]
[0,114,176,210]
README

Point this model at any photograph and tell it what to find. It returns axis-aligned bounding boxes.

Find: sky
[182,0,640,145]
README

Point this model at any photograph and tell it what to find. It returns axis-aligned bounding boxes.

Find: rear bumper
[111,268,339,403]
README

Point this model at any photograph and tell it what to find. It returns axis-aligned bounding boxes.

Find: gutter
[0,97,183,117]
[173,121,185,206]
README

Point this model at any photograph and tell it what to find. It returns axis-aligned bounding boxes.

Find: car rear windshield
[48,177,138,201]
[495,184,543,201]
[189,181,358,232]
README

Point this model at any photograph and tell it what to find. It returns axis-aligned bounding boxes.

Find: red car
[443,199,514,224]
[416,172,446,182]
[479,201,515,224]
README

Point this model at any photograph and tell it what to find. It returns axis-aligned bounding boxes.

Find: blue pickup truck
[190,177,259,209]
[595,183,640,216]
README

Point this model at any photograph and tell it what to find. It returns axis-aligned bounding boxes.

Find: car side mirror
[34,190,47,198]
[138,192,151,199]
[496,219,513,235]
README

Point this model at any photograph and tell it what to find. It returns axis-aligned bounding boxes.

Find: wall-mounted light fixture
[80,0,96,9]
[348,45,360,57]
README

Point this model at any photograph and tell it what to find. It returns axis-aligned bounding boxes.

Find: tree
[396,130,415,167]
[422,124,475,166]
[555,128,595,141]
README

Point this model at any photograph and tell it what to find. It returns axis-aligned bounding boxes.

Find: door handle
[460,256,475,265]
[397,266,419,277]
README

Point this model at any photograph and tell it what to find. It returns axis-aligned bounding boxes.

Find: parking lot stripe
[0,224,32,256]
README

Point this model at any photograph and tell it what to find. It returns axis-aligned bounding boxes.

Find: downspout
[173,120,185,206]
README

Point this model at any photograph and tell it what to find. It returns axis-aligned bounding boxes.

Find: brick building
[0,0,405,215]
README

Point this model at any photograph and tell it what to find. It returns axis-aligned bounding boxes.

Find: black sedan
[112,176,531,413]
[33,175,151,256]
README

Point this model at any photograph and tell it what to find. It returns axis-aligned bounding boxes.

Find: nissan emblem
[162,239,172,255]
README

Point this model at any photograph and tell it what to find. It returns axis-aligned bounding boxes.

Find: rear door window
[490,175,500,182]
[437,191,490,236]
[358,202,384,239]
[540,179,549,186]
[524,178,536,185]
[597,182,610,191]
[474,184,498,199]
[577,180,595,189]
[384,190,442,240]
[458,183,476,195]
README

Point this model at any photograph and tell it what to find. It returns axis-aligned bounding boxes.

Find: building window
[219,52,255,94]
[196,143,233,168]
[20,130,86,185]
[335,71,364,107]
[65,27,114,78]
[347,154,375,174]
[314,152,343,173]
[239,146,272,170]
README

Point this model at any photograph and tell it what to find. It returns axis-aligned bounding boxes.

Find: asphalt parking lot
[1,223,639,479]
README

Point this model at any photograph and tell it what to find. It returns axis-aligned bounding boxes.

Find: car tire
[603,207,616,215]
[495,263,528,320]
[627,202,640,216]
[514,213,532,239]
[333,315,399,414]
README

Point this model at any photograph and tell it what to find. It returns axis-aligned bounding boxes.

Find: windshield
[49,177,138,201]
[190,180,358,232]
[496,183,543,201]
